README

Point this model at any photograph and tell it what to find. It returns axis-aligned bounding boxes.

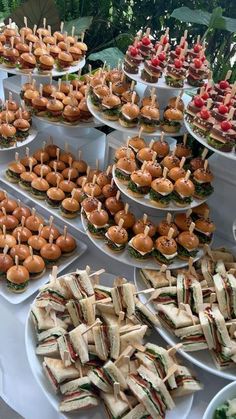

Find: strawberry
[194,96,204,107]
[219,80,229,89]
[194,44,201,53]
[142,37,151,46]
[151,57,160,66]
[174,58,182,69]
[200,108,210,119]
[158,52,166,61]
[221,120,232,131]
[218,104,228,114]
[175,46,181,56]
[130,46,138,57]
[194,58,202,69]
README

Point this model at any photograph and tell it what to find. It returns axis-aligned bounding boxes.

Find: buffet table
[0,236,232,419]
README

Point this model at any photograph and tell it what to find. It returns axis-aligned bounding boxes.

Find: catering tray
[81,212,203,270]
[0,57,85,78]
[87,95,187,137]
[0,127,106,234]
[134,265,236,381]
[123,63,198,91]
[0,127,37,151]
[184,118,236,161]
[0,182,87,304]
[25,271,193,419]
[112,166,208,212]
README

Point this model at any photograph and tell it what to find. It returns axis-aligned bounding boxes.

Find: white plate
[33,115,103,129]
[0,182,87,304]
[87,95,187,137]
[184,118,236,161]
[0,174,86,235]
[25,271,193,419]
[123,63,197,90]
[0,58,85,78]
[134,266,236,381]
[81,213,203,270]
[0,126,107,235]
[112,166,207,212]
[203,381,236,419]
[0,127,37,151]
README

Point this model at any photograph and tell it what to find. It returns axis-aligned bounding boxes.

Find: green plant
[171,6,236,80]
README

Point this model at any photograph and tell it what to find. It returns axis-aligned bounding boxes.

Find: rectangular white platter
[0,183,87,304]
[0,125,106,234]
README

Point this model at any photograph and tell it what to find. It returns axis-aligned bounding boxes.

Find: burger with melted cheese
[105,225,128,252]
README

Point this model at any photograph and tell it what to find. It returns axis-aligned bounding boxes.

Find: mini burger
[19,171,37,190]
[2,46,19,67]
[59,179,77,197]
[10,244,30,262]
[0,197,18,213]
[119,102,140,128]
[0,251,13,279]
[177,230,199,260]
[156,218,178,238]
[87,208,109,238]
[162,108,183,133]
[136,146,156,165]
[173,175,195,207]
[83,182,102,200]
[101,94,121,121]
[105,196,124,216]
[115,157,137,184]
[23,254,46,278]
[152,139,170,160]
[78,98,92,121]
[62,105,81,123]
[28,235,47,254]
[6,161,26,183]
[191,203,210,221]
[38,54,55,72]
[18,52,36,72]
[127,169,152,197]
[194,217,215,245]
[31,177,49,200]
[60,197,80,219]
[174,213,193,232]
[40,241,62,265]
[31,96,49,116]
[46,99,64,121]
[144,160,162,179]
[12,226,32,243]
[114,209,135,230]
[105,225,128,252]
[140,105,160,133]
[46,172,64,187]
[90,85,110,110]
[128,136,146,154]
[56,231,77,256]
[6,263,29,293]
[133,217,156,237]
[81,197,99,219]
[149,177,173,208]
[128,232,154,259]
[0,123,17,147]
[32,164,51,178]
[155,235,178,265]
[192,167,214,199]
[114,146,135,163]
[57,51,73,69]
[13,118,30,139]
[102,182,117,198]
[46,187,65,208]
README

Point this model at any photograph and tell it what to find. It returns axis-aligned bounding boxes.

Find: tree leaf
[4,0,60,33]
[208,7,223,30]
[213,16,236,33]
[88,47,124,68]
[64,16,93,36]
[171,7,211,26]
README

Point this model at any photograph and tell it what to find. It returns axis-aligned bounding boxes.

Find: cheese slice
[162,252,178,260]
[128,238,153,256]
[105,232,124,248]
[227,398,236,416]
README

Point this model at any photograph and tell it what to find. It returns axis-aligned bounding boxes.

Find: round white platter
[184,118,236,161]
[0,127,37,151]
[112,166,207,212]
[87,95,187,137]
[0,57,85,77]
[25,271,193,419]
[134,265,236,381]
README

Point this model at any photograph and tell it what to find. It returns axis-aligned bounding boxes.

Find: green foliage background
[1,0,236,80]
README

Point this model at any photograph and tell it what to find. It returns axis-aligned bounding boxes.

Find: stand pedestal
[206,154,236,245]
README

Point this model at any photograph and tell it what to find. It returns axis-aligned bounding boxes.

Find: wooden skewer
[92,297,112,306]
[163,365,178,383]
[81,318,102,335]
[167,343,183,356]
[118,311,125,327]
[113,382,120,402]
[89,268,105,278]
